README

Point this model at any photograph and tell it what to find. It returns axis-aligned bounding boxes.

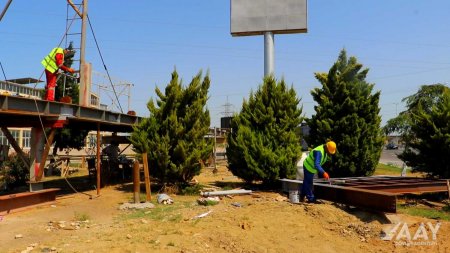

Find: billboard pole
[264,32,274,77]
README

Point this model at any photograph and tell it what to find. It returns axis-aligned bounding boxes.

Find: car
[386,143,399,150]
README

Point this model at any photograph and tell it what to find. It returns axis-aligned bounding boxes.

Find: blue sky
[1,0,450,127]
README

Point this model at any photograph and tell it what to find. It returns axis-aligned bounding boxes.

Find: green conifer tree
[397,88,450,178]
[226,76,302,185]
[307,49,383,177]
[131,70,212,184]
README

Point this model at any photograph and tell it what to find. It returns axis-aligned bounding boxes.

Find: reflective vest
[303,145,328,174]
[41,48,64,74]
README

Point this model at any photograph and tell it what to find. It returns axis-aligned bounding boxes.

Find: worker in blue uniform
[300,141,336,203]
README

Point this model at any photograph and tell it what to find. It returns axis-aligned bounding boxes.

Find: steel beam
[0,95,140,132]
[0,188,59,214]
[313,183,397,213]
[319,177,449,194]
[279,178,397,213]
[0,126,30,167]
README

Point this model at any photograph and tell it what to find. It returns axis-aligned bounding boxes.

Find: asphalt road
[379,148,404,167]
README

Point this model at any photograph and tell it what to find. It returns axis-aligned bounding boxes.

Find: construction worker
[41,47,75,101]
[300,141,336,203]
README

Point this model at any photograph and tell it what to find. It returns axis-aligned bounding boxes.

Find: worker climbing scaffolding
[41,47,76,101]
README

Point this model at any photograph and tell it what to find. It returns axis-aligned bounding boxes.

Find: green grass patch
[121,201,188,222]
[221,185,233,191]
[180,184,204,195]
[74,211,90,221]
[197,199,219,206]
[397,204,450,221]
[374,163,402,176]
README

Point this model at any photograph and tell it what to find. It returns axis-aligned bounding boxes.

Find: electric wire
[25,12,79,186]
[87,14,123,113]
[0,61,10,91]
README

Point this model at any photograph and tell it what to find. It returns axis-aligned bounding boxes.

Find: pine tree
[131,70,213,184]
[307,49,383,177]
[384,84,449,149]
[392,86,450,178]
[226,76,302,185]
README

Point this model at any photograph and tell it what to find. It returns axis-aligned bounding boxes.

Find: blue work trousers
[300,168,315,202]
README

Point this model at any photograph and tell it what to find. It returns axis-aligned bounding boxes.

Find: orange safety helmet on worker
[41,47,75,101]
[301,141,336,203]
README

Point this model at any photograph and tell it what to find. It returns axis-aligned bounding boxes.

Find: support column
[29,127,45,191]
[264,32,275,77]
[79,62,92,107]
[96,123,101,195]
[35,128,56,182]
[79,0,89,106]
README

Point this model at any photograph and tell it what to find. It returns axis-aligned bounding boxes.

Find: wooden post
[81,155,86,170]
[447,180,450,201]
[142,152,151,201]
[133,160,140,204]
[96,123,101,195]
[35,128,56,181]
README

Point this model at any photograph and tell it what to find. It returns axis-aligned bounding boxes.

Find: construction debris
[201,189,252,197]
[119,202,155,210]
[197,196,220,206]
[193,210,212,219]
[157,194,174,205]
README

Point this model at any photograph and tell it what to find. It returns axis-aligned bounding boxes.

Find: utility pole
[79,0,90,107]
[264,32,274,77]
[67,0,90,107]
[394,102,399,115]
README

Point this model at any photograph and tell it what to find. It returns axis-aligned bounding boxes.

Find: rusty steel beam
[312,183,397,213]
[0,188,59,214]
[321,177,449,194]
[35,128,56,182]
[355,184,448,194]
[0,126,30,167]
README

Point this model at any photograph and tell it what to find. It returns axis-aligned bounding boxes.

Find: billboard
[231,0,307,36]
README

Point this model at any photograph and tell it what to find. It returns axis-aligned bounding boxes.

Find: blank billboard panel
[231,0,307,36]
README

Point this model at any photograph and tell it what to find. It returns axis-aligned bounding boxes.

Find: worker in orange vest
[41,47,75,101]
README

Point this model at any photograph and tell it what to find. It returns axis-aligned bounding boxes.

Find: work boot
[299,194,305,202]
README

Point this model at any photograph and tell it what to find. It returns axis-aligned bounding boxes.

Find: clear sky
[1,0,450,127]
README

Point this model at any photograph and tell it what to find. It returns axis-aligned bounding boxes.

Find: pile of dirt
[1,165,449,253]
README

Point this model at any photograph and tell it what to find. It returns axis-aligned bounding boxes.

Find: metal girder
[316,176,449,195]
[0,126,30,167]
[0,95,140,132]
[279,178,397,213]
[312,183,397,213]
[0,188,59,214]
[281,176,450,213]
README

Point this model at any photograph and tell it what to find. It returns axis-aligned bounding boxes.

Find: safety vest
[41,48,64,74]
[303,145,328,174]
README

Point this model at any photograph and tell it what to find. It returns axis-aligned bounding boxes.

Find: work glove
[323,172,330,180]
[67,68,75,73]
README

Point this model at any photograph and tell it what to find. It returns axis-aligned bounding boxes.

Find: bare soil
[1,164,449,253]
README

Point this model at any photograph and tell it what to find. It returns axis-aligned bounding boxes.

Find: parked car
[386,143,399,150]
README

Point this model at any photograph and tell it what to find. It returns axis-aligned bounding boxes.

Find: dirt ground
[1,164,449,253]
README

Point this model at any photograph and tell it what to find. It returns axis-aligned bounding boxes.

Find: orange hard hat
[326,141,336,155]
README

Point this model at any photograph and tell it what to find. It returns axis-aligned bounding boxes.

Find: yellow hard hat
[326,141,336,155]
